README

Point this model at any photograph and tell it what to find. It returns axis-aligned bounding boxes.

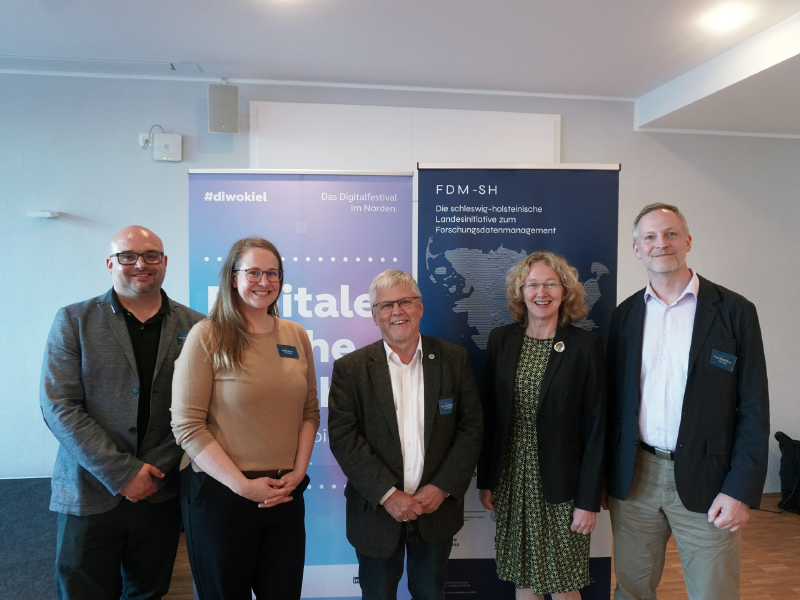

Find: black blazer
[606,275,770,512]
[328,336,483,559]
[477,323,606,512]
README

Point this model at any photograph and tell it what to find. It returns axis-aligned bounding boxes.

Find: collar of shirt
[643,268,699,308]
[111,288,171,323]
[383,336,423,368]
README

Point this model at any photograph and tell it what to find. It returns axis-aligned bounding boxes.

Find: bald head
[109,226,164,255]
[106,225,168,302]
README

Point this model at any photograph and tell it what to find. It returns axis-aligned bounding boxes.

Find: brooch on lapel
[554,341,565,353]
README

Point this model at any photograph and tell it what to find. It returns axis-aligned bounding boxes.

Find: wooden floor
[165,494,800,600]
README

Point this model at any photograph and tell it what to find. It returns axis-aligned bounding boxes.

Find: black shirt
[111,289,171,449]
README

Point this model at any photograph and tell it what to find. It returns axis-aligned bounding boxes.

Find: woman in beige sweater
[171,237,320,600]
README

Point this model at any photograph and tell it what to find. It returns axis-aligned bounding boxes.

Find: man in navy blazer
[329,270,482,600]
[40,226,203,599]
[605,204,769,600]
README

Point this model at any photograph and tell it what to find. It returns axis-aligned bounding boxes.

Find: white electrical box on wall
[152,133,182,161]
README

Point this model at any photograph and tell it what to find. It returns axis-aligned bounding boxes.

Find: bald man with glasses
[40,225,203,600]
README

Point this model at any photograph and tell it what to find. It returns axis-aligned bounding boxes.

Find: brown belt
[241,469,292,480]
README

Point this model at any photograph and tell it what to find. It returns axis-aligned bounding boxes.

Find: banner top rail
[417,162,620,171]
[189,169,414,176]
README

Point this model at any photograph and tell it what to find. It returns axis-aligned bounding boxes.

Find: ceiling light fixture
[697,2,757,33]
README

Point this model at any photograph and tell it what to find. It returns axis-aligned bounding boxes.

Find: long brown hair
[206,238,283,370]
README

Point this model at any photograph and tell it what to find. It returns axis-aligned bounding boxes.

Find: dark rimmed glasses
[109,251,165,265]
[234,268,283,283]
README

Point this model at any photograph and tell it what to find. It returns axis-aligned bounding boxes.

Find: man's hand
[570,508,597,534]
[478,489,495,511]
[120,463,164,502]
[383,490,423,522]
[707,492,750,531]
[412,484,447,514]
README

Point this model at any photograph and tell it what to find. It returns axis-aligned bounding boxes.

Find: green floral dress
[494,336,590,594]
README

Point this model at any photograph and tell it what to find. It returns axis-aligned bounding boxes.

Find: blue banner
[189,171,413,599]
[417,166,619,600]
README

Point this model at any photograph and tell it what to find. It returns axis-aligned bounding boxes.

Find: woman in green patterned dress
[477,251,606,600]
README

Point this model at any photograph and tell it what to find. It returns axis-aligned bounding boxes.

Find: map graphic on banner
[189,172,412,600]
[425,243,611,350]
[417,167,619,599]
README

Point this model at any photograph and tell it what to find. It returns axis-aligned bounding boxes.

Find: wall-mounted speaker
[208,84,239,133]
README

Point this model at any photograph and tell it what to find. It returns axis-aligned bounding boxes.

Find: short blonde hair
[506,251,588,328]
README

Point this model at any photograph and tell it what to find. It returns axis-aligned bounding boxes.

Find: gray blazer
[328,336,483,559]
[40,288,204,516]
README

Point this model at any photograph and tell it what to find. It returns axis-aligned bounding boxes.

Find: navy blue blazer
[606,275,770,512]
[477,323,606,512]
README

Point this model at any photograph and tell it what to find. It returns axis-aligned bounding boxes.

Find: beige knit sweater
[171,318,320,472]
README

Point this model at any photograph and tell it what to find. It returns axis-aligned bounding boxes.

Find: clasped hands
[120,463,164,502]
[239,471,306,509]
[383,484,447,522]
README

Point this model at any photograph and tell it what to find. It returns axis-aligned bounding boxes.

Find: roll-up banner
[189,170,413,600]
[417,163,619,600]
[189,165,618,599]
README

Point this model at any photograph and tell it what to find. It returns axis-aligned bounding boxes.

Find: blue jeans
[356,521,452,600]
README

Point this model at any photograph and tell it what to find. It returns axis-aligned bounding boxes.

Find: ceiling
[2,0,800,136]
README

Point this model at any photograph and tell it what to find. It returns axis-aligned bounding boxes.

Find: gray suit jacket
[328,336,482,559]
[40,288,204,516]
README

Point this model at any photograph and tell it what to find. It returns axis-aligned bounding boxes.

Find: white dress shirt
[379,337,425,504]
[639,270,699,451]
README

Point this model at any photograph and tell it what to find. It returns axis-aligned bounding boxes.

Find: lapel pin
[429,354,435,359]
[554,341,565,353]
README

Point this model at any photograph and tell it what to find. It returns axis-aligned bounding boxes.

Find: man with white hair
[329,269,482,600]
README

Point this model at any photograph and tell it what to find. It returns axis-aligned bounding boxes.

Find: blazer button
[129,427,137,434]
[632,440,638,446]
[634,409,639,416]
[133,388,139,394]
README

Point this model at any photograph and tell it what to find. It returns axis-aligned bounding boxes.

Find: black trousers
[181,468,309,600]
[55,495,182,600]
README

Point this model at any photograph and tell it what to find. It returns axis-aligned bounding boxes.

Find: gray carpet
[0,478,56,599]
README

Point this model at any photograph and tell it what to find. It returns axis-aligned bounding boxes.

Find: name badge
[277,344,300,359]
[710,349,736,372]
[177,331,188,345]
[438,398,454,415]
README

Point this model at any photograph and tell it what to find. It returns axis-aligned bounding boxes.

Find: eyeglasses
[372,296,420,313]
[234,269,283,283]
[109,251,164,265]
[524,281,562,291]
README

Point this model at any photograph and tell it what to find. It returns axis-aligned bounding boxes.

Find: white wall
[1,74,798,493]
